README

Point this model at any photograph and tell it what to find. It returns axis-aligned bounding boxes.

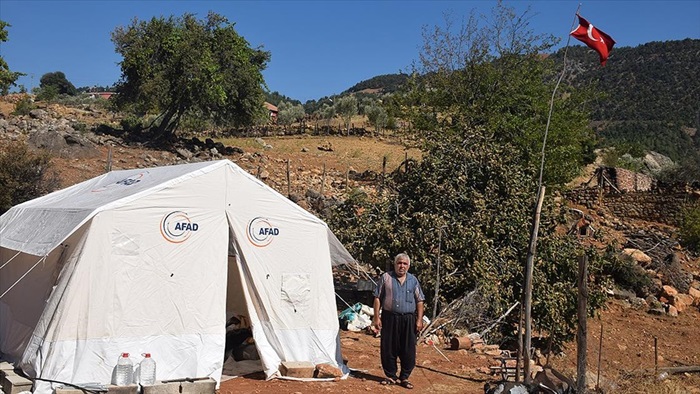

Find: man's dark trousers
[380,311,416,380]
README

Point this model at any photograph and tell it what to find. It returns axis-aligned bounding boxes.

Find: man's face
[394,258,410,277]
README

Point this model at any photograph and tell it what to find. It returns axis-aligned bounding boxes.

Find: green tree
[334,95,358,136]
[0,21,25,95]
[111,12,270,141]
[0,141,59,215]
[277,100,305,131]
[398,2,597,187]
[364,102,388,134]
[315,103,335,132]
[39,71,77,96]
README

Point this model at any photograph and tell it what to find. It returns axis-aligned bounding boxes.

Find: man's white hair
[394,253,410,264]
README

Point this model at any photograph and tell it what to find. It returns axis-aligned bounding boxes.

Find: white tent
[0,159,354,393]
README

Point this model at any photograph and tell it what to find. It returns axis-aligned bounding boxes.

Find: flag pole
[521,3,582,384]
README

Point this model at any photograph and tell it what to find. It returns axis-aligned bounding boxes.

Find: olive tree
[111,12,270,141]
[277,100,306,132]
[0,21,24,95]
[334,95,358,136]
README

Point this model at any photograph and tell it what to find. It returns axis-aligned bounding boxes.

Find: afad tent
[0,160,354,393]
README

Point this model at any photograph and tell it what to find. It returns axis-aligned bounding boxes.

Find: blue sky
[1,1,698,102]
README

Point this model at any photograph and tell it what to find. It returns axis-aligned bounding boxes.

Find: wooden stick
[597,323,603,392]
[576,254,589,394]
[479,301,520,338]
[286,159,291,198]
[433,343,451,362]
[658,366,700,374]
[106,145,113,172]
[523,185,546,384]
[654,336,658,376]
[321,163,326,196]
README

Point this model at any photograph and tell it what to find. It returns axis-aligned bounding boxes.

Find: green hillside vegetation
[552,39,700,176]
[344,73,410,94]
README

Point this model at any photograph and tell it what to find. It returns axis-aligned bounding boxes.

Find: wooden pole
[597,323,603,392]
[286,159,291,198]
[106,145,113,172]
[523,185,545,384]
[577,254,589,393]
[516,302,524,382]
[320,163,326,196]
[380,156,387,193]
[654,336,658,376]
[432,228,443,320]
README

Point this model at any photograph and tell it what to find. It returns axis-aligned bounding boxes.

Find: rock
[621,248,652,265]
[176,148,193,160]
[661,285,678,298]
[667,305,678,317]
[314,363,342,378]
[611,288,636,300]
[671,293,694,313]
[29,109,48,119]
[301,147,309,152]
[689,287,700,305]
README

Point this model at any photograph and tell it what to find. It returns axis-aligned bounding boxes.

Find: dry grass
[219,135,422,174]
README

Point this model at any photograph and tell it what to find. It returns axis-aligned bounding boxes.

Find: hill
[554,39,700,165]
[344,73,410,94]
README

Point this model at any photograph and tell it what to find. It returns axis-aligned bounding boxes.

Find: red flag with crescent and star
[570,15,616,66]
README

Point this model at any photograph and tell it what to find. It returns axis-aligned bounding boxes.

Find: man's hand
[416,317,424,332]
[373,316,382,330]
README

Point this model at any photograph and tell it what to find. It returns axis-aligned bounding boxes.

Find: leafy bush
[120,115,143,133]
[12,95,35,115]
[0,141,59,215]
[680,202,700,252]
[604,255,652,296]
[34,85,59,102]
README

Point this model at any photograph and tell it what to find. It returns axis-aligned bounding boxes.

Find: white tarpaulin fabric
[0,160,353,393]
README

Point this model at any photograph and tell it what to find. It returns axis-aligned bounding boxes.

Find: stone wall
[565,187,698,226]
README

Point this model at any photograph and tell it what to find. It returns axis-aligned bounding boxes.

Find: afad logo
[160,211,199,243]
[246,217,280,247]
[91,172,149,193]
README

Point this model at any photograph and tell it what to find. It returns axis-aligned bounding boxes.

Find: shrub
[0,141,59,215]
[120,115,143,133]
[605,256,652,296]
[12,95,35,115]
[679,202,700,252]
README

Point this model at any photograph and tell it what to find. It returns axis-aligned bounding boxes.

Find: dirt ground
[216,298,700,394]
[42,134,700,394]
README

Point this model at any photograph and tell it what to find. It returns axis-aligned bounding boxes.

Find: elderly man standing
[372,253,425,389]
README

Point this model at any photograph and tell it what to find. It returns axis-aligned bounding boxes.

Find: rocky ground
[1,95,699,393]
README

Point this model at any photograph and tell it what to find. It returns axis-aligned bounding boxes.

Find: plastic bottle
[139,353,157,385]
[115,353,134,386]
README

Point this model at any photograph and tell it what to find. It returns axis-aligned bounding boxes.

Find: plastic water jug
[115,353,133,386]
[139,353,157,385]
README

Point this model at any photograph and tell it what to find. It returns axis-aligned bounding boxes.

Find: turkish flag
[570,15,616,66]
